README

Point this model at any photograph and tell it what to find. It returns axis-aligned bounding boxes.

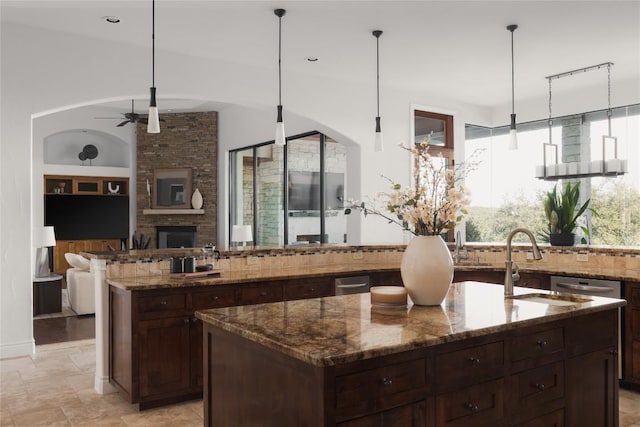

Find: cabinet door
[566,347,617,427]
[624,282,640,385]
[190,316,204,390]
[138,317,191,399]
[337,401,426,427]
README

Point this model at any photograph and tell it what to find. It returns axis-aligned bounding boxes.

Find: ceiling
[2,0,639,114]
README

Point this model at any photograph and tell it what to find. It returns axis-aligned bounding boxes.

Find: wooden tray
[169,269,223,279]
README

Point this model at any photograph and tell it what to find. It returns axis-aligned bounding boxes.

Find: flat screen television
[44,194,129,240]
[288,171,344,211]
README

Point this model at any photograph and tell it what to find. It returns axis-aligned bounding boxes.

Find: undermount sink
[509,293,592,306]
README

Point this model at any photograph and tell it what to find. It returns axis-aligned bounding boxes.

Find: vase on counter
[549,232,575,246]
[400,235,454,306]
[191,188,203,209]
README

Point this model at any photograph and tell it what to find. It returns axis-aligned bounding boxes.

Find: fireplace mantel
[142,209,204,215]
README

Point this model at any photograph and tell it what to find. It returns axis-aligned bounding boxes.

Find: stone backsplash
[103,244,640,282]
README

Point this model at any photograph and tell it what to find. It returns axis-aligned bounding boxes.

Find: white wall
[2,20,633,358]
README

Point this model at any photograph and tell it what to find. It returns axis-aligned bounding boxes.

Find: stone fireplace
[157,226,198,249]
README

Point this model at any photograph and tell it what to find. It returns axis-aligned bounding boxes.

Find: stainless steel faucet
[504,228,543,296]
[454,230,468,263]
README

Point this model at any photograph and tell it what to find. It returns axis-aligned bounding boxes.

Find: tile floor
[1,338,639,426]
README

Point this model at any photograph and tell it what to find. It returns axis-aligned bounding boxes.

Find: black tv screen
[44,195,129,240]
[288,171,344,211]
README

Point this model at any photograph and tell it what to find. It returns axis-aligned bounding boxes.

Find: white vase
[191,188,203,209]
[400,235,454,306]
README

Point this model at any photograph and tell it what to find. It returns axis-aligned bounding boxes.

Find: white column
[92,258,117,394]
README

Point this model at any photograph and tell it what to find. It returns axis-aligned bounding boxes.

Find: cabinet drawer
[284,280,332,301]
[435,341,504,390]
[138,294,186,316]
[336,359,426,419]
[192,287,236,310]
[510,361,564,412]
[337,401,426,427]
[512,327,565,362]
[238,284,283,305]
[515,409,564,427]
[435,378,504,427]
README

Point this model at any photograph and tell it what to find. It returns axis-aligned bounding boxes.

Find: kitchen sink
[509,293,593,306]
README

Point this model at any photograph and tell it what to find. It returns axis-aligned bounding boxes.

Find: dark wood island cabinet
[197,282,624,427]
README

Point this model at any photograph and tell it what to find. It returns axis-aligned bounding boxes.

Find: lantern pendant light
[274,9,286,146]
[373,30,383,152]
[147,0,160,133]
[507,24,518,149]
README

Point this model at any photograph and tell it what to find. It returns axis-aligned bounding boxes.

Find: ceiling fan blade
[116,120,130,127]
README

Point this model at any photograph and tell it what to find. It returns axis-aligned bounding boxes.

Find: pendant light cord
[548,78,553,143]
[376,35,380,117]
[152,0,155,88]
[607,63,612,136]
[510,30,515,115]
[278,13,282,106]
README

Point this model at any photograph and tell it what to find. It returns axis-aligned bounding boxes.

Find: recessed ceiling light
[103,16,121,24]
[305,56,319,62]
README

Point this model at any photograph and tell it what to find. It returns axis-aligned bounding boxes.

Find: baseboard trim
[0,339,35,359]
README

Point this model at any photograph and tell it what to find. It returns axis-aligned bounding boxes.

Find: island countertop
[195,281,625,367]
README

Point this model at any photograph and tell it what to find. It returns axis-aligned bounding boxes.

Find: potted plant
[542,182,593,246]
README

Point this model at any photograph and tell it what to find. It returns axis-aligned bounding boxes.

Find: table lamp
[231,225,253,248]
[35,226,56,277]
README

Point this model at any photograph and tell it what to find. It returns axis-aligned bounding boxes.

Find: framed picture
[153,168,192,209]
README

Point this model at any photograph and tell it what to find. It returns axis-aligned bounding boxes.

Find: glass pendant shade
[374,116,383,152]
[508,113,518,150]
[147,87,160,133]
[275,105,286,146]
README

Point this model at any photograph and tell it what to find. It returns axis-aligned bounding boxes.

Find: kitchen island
[196,281,625,427]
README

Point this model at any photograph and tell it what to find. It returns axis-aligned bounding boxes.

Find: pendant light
[507,24,518,150]
[274,9,286,146]
[373,30,383,152]
[147,0,160,133]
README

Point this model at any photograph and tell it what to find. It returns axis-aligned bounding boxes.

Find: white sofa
[64,253,95,316]
[66,267,95,315]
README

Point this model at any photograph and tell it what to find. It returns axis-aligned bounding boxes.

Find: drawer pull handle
[183,318,189,324]
[192,317,198,323]
[309,288,315,292]
[536,340,548,347]
[381,377,393,386]
[260,292,268,296]
[160,300,167,305]
[534,383,546,390]
[211,295,219,300]
[468,357,480,365]
[465,403,479,412]
[608,349,618,356]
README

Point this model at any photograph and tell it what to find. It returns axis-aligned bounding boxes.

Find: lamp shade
[231,225,253,243]
[35,226,56,248]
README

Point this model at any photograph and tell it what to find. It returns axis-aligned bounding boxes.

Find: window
[464,104,640,245]
[229,132,348,246]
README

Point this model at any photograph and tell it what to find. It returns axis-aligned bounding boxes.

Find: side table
[33,274,63,315]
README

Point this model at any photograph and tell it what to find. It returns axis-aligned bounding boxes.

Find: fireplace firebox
[156,226,197,249]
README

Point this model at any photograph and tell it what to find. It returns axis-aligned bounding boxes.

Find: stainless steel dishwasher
[334,275,370,295]
[550,275,622,377]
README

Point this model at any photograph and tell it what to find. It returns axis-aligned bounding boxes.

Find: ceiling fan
[95,100,163,127]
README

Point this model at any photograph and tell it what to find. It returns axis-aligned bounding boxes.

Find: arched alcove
[44,129,130,168]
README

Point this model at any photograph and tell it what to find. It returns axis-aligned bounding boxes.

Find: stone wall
[136,112,217,248]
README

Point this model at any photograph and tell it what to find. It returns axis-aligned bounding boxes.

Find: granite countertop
[107,261,637,291]
[106,263,400,290]
[195,281,625,367]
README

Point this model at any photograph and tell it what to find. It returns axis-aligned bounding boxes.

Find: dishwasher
[550,275,622,377]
